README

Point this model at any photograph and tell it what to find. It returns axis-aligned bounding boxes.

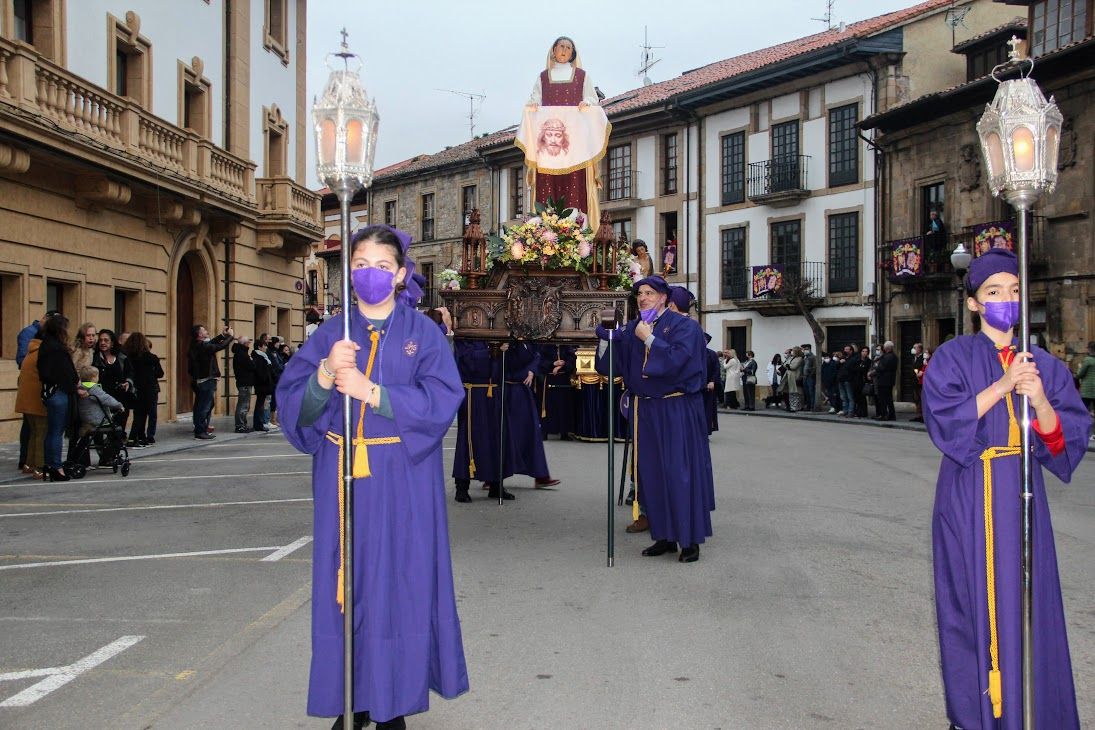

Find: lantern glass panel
[319,118,337,166]
[985,132,1005,178]
[1045,125,1059,172]
[1012,126,1035,172]
[346,119,365,165]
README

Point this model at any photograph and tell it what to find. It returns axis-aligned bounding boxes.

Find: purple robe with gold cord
[597,310,715,547]
[923,332,1089,729]
[276,306,469,722]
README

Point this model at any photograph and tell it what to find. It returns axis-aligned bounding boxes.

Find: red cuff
[1032,418,1065,457]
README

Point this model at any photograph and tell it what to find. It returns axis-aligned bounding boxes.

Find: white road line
[0,635,144,707]
[0,497,313,519]
[0,547,279,571]
[136,454,308,463]
[261,536,313,562]
[0,471,310,490]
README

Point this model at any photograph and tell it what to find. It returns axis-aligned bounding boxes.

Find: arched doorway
[175,251,211,413]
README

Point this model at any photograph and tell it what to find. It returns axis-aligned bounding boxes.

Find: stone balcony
[255,176,323,258]
[0,35,260,223]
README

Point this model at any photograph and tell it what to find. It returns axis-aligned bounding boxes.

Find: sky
[305,0,935,186]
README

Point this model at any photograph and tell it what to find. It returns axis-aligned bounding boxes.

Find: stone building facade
[0,0,322,439]
[861,1,1094,394]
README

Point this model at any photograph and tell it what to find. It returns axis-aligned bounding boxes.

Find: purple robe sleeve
[277,320,338,455]
[922,340,988,468]
[1031,348,1090,483]
[384,314,464,465]
[643,318,704,380]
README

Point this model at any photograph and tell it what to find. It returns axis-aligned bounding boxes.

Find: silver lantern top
[312,30,380,196]
[975,36,1063,207]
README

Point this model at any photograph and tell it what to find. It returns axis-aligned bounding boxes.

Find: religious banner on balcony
[972,220,1015,256]
[752,265,784,297]
[891,237,923,278]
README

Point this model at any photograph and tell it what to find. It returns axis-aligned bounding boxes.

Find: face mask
[982,300,1019,331]
[639,307,658,324]
[911,348,918,356]
[352,267,396,305]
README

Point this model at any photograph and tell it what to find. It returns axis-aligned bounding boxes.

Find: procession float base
[441,264,629,344]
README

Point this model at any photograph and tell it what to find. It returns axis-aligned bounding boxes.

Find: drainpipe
[223,236,232,411]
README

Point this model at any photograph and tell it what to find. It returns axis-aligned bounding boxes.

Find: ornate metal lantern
[591,211,615,291]
[975,37,1062,209]
[312,31,379,197]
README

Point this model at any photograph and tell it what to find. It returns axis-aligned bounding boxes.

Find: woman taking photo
[277,225,468,730]
[37,315,77,482]
[923,249,1089,730]
[123,332,163,447]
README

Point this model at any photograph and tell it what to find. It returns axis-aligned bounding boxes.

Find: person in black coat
[251,340,275,432]
[873,341,899,421]
[703,334,720,433]
[123,332,163,446]
[232,337,256,433]
[93,329,135,433]
[852,346,871,418]
[37,315,78,481]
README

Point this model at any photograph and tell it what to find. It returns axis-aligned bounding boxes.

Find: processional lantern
[591,210,616,291]
[974,35,1062,730]
[310,28,379,729]
[461,208,488,289]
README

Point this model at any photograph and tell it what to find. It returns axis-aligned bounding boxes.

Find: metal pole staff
[603,310,616,568]
[1015,201,1035,729]
[337,189,355,722]
[497,344,507,506]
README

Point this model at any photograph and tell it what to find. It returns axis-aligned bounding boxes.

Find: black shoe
[487,486,516,501]
[330,711,371,729]
[641,539,677,557]
[679,545,700,563]
[375,717,405,730]
[194,432,216,440]
[145,436,156,444]
[454,489,471,503]
[235,427,253,433]
[45,466,70,482]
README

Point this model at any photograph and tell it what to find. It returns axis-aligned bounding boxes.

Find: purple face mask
[982,300,1019,331]
[639,307,658,323]
[352,267,395,305]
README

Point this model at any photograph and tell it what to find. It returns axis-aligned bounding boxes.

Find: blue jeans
[44,390,70,469]
[193,379,217,435]
[803,376,816,412]
[839,382,856,414]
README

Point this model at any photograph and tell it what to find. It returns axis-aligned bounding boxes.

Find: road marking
[261,536,313,562]
[0,546,280,571]
[0,635,144,707]
[136,453,307,464]
[0,497,313,519]
[0,471,310,490]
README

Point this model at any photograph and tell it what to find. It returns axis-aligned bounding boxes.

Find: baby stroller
[67,395,131,479]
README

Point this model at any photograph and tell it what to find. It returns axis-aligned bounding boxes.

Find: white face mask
[911,348,918,355]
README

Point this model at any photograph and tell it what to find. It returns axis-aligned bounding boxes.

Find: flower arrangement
[499,207,593,270]
[438,267,463,291]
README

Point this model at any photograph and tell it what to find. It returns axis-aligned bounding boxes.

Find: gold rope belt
[978,358,1022,719]
[461,383,494,478]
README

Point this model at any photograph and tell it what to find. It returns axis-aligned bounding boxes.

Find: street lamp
[950,242,971,335]
[311,29,379,726]
[975,36,1061,730]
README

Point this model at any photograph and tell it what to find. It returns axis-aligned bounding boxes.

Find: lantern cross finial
[1007,35,1024,62]
[340,27,349,49]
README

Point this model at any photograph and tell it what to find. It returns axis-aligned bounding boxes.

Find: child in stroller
[70,366,131,478]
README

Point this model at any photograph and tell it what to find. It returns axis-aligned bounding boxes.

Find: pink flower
[575,213,587,227]
[578,241,592,258]
[511,242,525,258]
[629,261,642,277]
[540,229,559,244]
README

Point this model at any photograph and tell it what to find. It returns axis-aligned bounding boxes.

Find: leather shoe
[330,711,371,729]
[625,516,649,533]
[679,545,700,563]
[487,486,516,501]
[375,717,405,730]
[194,432,215,440]
[641,539,677,557]
[534,477,560,488]
[454,489,471,504]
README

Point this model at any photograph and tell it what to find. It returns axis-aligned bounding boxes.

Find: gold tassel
[989,668,1002,719]
[353,437,371,479]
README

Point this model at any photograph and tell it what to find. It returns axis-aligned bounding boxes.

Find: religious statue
[515,36,611,225]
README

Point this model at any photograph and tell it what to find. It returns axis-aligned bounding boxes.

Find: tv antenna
[943,2,972,46]
[636,26,663,87]
[812,0,836,30]
[435,88,486,139]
